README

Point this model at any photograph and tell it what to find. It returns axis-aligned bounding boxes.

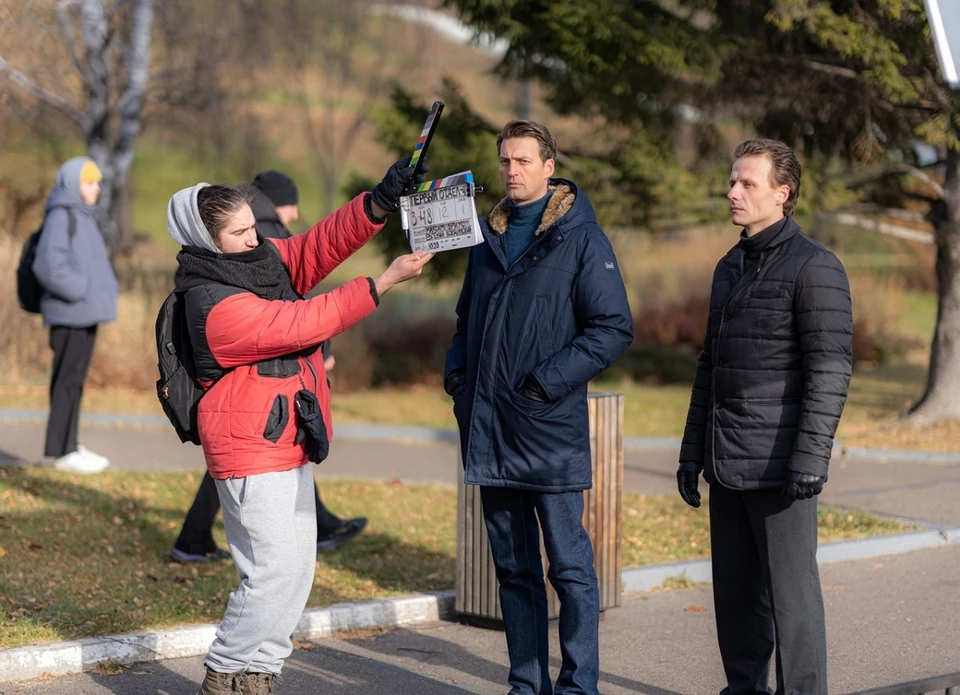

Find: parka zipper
[466,223,560,470]
[710,251,767,484]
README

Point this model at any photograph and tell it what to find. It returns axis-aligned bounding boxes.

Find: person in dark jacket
[444,120,633,695]
[32,156,119,475]
[677,138,853,695]
[245,170,299,240]
[166,161,432,695]
[170,170,366,563]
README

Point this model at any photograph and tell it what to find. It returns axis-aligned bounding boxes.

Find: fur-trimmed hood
[486,179,581,236]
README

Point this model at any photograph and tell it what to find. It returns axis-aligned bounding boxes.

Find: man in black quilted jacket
[677,138,853,695]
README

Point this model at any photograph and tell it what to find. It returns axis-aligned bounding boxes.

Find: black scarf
[176,238,299,300]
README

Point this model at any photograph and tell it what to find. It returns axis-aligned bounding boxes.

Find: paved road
[2,420,959,694]
[3,544,958,695]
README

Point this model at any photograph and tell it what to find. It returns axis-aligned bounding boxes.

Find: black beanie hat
[252,170,299,207]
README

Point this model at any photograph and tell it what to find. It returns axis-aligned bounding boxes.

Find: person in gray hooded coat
[32,156,119,474]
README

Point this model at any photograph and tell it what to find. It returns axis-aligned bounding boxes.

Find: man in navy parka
[444,120,633,695]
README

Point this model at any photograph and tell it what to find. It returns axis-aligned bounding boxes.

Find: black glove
[444,370,465,397]
[782,471,825,500]
[294,389,329,464]
[517,375,548,403]
[370,158,430,213]
[677,461,702,508]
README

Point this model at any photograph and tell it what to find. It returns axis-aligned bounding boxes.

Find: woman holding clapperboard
[163,157,431,695]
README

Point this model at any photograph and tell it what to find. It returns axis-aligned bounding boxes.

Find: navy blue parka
[444,180,633,492]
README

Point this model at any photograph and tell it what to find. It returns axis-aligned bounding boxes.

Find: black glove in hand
[444,370,465,397]
[782,471,825,500]
[677,461,702,508]
[294,389,330,464]
[518,375,548,403]
[370,158,430,213]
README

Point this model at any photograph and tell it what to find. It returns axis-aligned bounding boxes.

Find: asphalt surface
[2,419,959,694]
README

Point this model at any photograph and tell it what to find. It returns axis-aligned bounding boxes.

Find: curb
[624,436,681,451]
[0,590,456,684]
[841,446,960,465]
[5,524,960,685]
[621,526,960,592]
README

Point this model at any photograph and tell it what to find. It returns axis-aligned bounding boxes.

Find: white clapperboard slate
[400,170,485,254]
[924,0,960,89]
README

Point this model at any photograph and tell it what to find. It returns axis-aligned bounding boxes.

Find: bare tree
[0,0,255,253]
[0,0,156,254]
[267,0,425,214]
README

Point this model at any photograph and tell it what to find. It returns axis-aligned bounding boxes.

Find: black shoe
[316,517,367,552]
[170,546,231,563]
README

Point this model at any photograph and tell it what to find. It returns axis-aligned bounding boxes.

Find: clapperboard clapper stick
[408,101,444,192]
[401,101,444,240]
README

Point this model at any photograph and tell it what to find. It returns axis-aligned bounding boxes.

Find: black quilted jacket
[679,217,853,490]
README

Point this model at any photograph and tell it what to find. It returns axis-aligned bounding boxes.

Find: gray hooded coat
[32,157,119,327]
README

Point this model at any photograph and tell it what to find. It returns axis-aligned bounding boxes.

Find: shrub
[365,316,456,388]
[326,329,374,392]
[634,295,709,351]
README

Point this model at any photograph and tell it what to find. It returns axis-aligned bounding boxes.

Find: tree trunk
[903,147,960,425]
[80,0,116,253]
[109,0,154,254]
[320,164,338,217]
[80,0,154,257]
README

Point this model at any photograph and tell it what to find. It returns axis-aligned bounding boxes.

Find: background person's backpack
[17,208,77,313]
[155,290,207,445]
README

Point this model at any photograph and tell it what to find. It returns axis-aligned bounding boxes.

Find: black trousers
[44,325,97,458]
[709,484,827,695]
[174,471,341,555]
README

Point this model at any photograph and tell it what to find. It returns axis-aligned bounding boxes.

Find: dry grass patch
[0,468,910,649]
[620,495,911,568]
[0,469,455,650]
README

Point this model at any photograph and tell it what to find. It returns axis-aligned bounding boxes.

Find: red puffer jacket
[184,194,382,479]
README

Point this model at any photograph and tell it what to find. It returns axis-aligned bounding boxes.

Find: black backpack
[17,208,77,313]
[155,291,207,445]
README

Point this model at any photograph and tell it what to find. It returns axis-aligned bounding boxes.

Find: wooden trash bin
[455,391,625,624]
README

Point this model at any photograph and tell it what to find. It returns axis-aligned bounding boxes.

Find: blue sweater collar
[508,192,550,228]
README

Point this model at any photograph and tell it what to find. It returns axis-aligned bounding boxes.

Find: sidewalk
[2,417,959,692]
[4,546,960,694]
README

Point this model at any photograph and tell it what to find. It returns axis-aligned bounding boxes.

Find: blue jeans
[479,487,600,695]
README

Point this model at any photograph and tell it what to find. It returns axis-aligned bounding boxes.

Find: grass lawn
[0,468,911,649]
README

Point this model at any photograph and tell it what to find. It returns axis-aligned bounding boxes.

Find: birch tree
[0,0,156,254]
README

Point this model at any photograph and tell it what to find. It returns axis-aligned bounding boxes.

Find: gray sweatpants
[206,463,317,675]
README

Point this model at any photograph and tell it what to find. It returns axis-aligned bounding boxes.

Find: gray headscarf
[167,183,219,253]
[54,156,97,201]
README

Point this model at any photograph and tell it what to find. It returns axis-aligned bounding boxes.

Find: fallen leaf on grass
[0,546,6,559]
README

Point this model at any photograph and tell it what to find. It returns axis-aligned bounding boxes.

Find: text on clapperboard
[413,219,473,242]
[409,184,471,206]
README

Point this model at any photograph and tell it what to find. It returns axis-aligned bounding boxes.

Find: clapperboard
[400,171,484,254]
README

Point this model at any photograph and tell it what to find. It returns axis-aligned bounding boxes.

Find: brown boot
[197,666,246,694]
[243,672,279,694]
